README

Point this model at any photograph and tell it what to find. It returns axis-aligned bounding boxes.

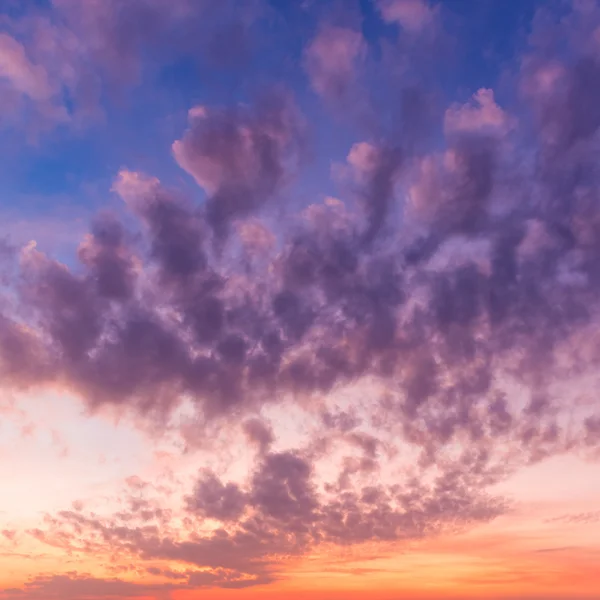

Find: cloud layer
[2,0,600,598]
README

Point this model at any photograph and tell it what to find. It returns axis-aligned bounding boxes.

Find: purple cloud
[305,26,366,105]
[3,2,600,594]
[173,90,304,237]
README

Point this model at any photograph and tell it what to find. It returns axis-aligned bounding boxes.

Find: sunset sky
[2,0,600,598]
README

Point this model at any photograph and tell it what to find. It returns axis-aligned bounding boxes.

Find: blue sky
[1,0,541,241]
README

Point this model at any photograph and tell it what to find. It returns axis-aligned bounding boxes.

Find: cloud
[185,470,247,521]
[77,214,137,301]
[546,510,600,525]
[243,418,274,453]
[17,443,506,587]
[236,219,276,257]
[1,0,264,133]
[406,137,495,252]
[0,315,52,388]
[347,142,403,242]
[0,32,68,129]
[1,530,16,543]
[304,26,366,105]
[46,0,262,87]
[172,90,304,237]
[444,89,516,138]
[0,34,52,101]
[3,1,600,595]
[50,0,196,85]
[111,170,162,210]
[3,2,600,458]
[0,574,181,600]
[377,0,437,33]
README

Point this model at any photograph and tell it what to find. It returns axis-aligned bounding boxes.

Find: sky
[1,0,600,598]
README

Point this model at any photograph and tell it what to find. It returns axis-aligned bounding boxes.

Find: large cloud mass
[2,0,600,596]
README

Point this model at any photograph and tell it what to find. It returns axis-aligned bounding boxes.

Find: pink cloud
[111,169,162,211]
[377,0,437,33]
[172,90,304,236]
[12,441,505,589]
[173,96,301,195]
[521,61,567,101]
[76,214,137,301]
[444,88,516,138]
[1,0,262,134]
[50,0,197,85]
[347,141,382,179]
[345,141,403,241]
[0,211,88,256]
[0,32,68,130]
[304,26,366,103]
[1,530,16,543]
[0,315,51,389]
[0,34,52,101]
[406,136,494,236]
[235,219,276,256]
[302,196,354,239]
[519,2,600,153]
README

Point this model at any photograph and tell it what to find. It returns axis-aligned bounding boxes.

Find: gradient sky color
[1,0,600,599]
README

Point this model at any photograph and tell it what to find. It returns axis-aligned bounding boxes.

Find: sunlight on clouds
[2,0,600,598]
